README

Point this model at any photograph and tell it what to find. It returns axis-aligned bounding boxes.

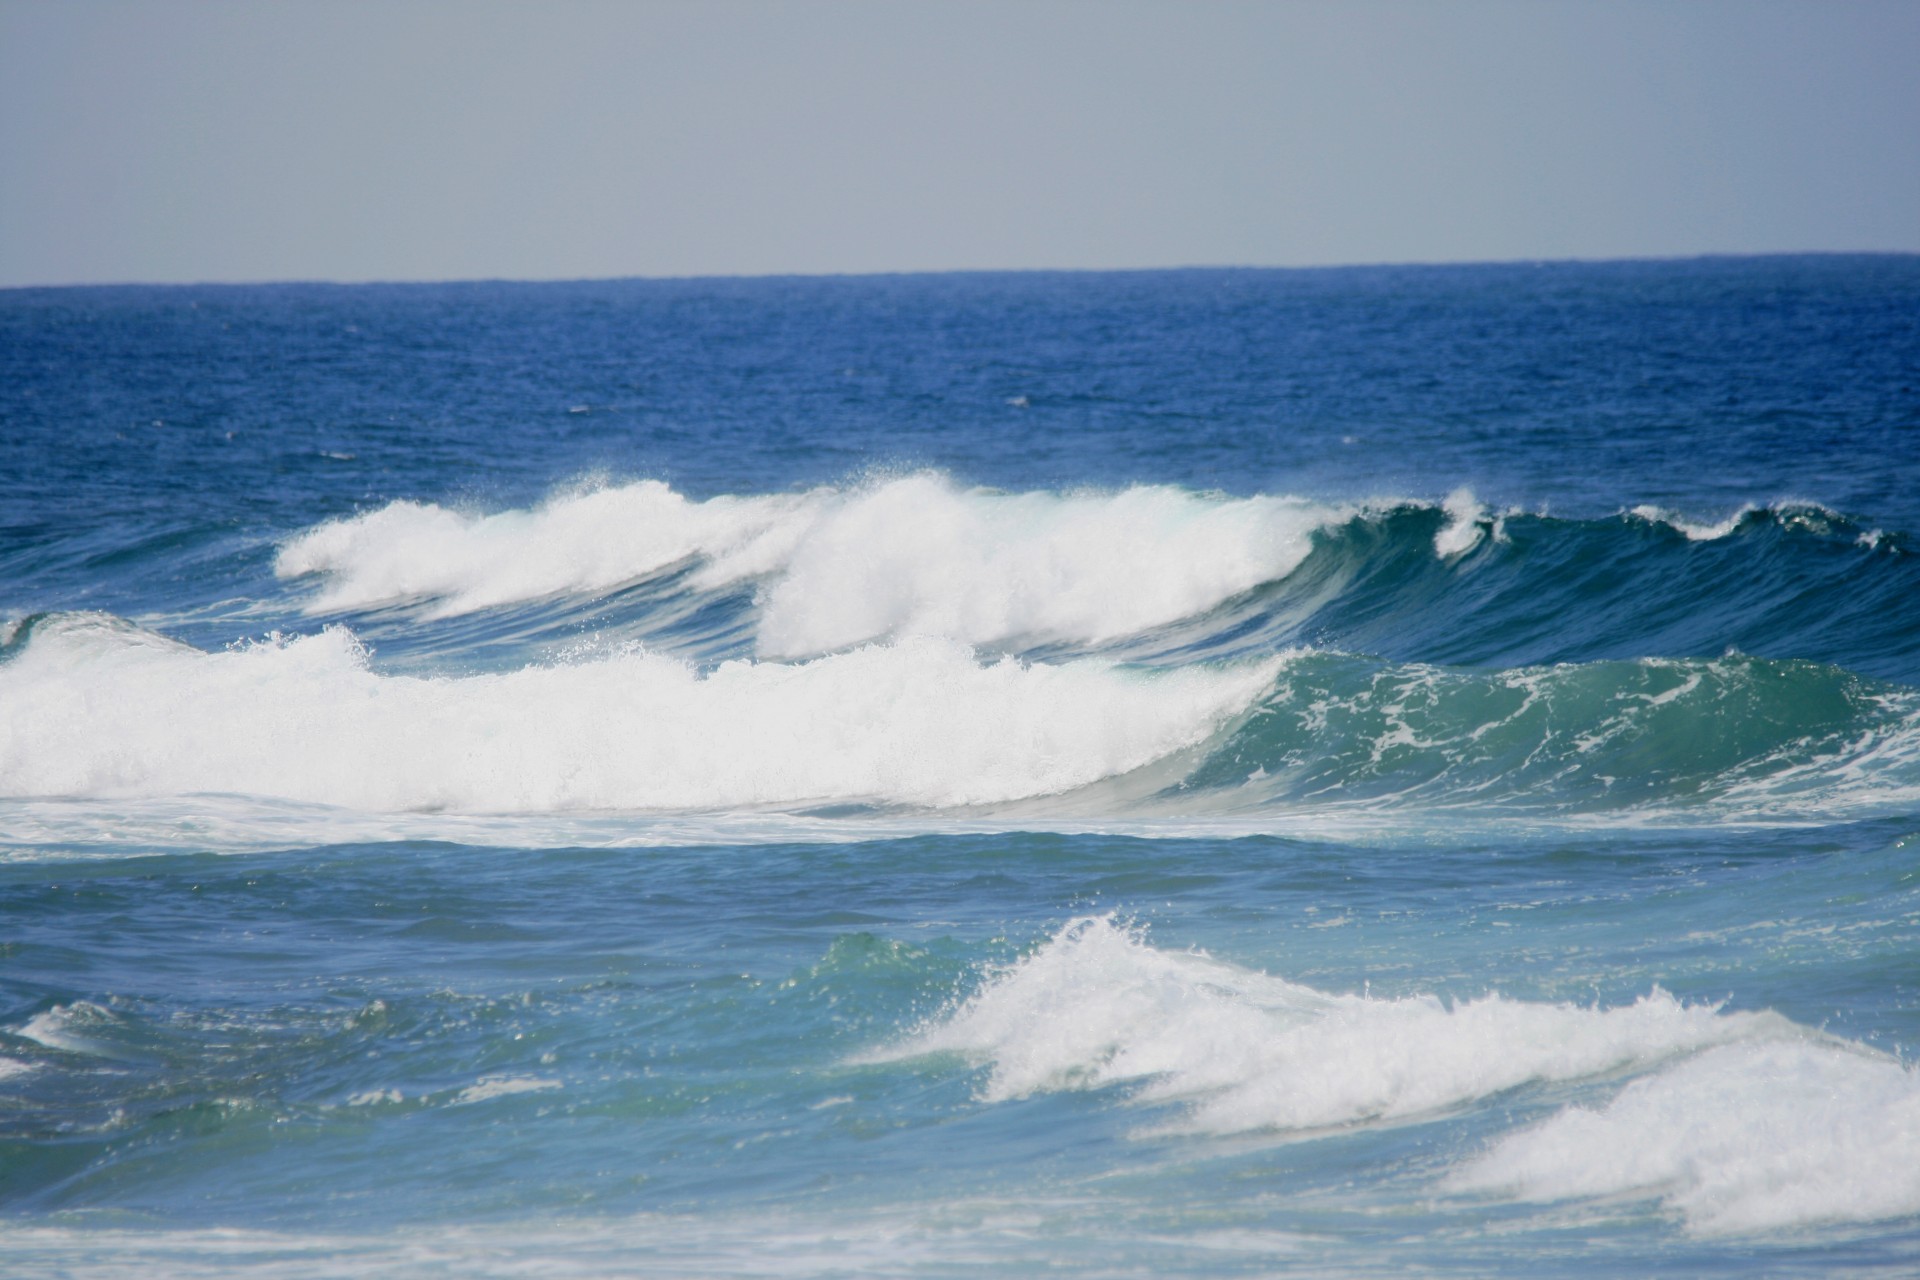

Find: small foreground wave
[878,916,1920,1236]
[874,917,1782,1129]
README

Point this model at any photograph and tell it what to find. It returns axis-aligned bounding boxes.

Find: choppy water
[3,256,1918,1276]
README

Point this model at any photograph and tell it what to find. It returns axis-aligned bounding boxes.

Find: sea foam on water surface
[881,916,1920,1235]
[0,614,1276,813]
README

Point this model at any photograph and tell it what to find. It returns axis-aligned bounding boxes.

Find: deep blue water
[2,256,1919,1276]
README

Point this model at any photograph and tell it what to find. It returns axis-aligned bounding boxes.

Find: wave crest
[274,475,1348,655]
[878,916,1780,1127]
[880,915,1920,1235]
[270,480,1919,687]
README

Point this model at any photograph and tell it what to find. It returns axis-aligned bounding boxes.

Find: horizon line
[5,249,1916,293]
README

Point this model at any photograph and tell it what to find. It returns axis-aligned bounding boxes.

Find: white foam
[1433,487,1489,558]
[16,1002,120,1056]
[344,1088,403,1107]
[1449,1038,1920,1235]
[0,615,1275,813]
[1708,685,1920,820]
[882,919,1920,1236]
[1629,502,1752,541]
[1627,499,1850,543]
[754,475,1340,656]
[449,1075,560,1106]
[275,480,827,618]
[874,917,1784,1133]
[276,475,1347,655]
[0,1201,1311,1280]
[0,794,1559,861]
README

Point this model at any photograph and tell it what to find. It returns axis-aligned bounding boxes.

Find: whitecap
[870,916,1786,1132]
[275,474,1351,656]
[1433,487,1488,558]
[449,1076,560,1106]
[1448,1038,1920,1235]
[0,617,1277,813]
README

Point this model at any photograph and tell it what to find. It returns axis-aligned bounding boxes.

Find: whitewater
[3,257,1918,1277]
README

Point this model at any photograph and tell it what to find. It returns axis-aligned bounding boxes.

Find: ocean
[2,255,1918,1276]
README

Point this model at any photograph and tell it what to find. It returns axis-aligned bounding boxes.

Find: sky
[1,0,1915,287]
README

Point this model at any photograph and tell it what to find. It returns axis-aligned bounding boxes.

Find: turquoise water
[2,257,1919,1275]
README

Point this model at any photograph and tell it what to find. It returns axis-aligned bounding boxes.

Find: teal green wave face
[1183,653,1919,819]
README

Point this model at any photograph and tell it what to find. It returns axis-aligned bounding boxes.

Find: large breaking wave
[3,475,1916,829]
[274,474,1345,657]
[2,615,1915,825]
[0,614,1272,813]
[270,475,1918,680]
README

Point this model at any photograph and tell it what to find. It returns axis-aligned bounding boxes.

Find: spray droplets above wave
[882,916,1920,1236]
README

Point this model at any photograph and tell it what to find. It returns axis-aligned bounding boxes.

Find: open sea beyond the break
[3,255,1919,1277]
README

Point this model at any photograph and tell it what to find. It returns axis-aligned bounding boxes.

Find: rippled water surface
[3,256,1919,1275]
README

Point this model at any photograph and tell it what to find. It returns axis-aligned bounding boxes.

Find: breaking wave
[269,478,1918,684]
[275,474,1345,658]
[0,613,1273,813]
[2,613,1916,824]
[882,916,1920,1236]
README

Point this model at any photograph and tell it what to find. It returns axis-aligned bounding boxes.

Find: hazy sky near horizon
[2,0,1916,286]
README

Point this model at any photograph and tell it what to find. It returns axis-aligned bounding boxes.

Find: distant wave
[1626,499,1869,543]
[270,477,1917,683]
[878,915,1920,1236]
[275,474,1346,656]
[274,479,824,620]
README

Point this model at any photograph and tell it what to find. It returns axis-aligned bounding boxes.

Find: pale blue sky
[2,0,1915,286]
